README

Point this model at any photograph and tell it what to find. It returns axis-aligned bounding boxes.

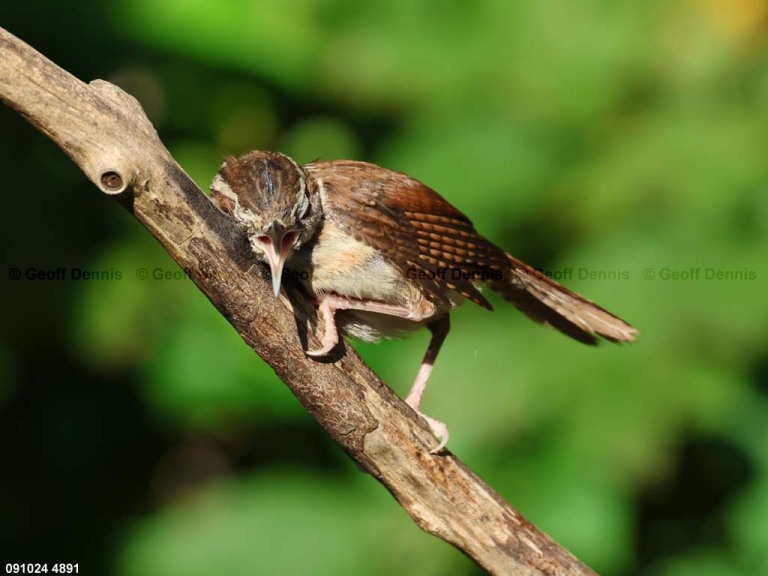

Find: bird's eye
[296,195,309,219]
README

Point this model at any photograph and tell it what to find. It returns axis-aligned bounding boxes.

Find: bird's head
[211,151,320,296]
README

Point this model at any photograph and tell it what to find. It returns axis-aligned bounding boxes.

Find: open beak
[251,224,296,297]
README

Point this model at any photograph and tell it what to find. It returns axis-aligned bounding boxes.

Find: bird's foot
[404,317,451,454]
[414,410,449,454]
[306,294,341,356]
[306,333,339,357]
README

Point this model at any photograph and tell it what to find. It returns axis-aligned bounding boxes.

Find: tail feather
[489,254,638,345]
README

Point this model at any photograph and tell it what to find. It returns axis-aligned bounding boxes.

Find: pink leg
[405,317,451,453]
[306,293,451,453]
[306,297,344,357]
[307,293,427,357]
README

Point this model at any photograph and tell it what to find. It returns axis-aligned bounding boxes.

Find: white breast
[289,220,464,342]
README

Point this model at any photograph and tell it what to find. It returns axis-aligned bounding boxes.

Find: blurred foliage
[2,0,768,575]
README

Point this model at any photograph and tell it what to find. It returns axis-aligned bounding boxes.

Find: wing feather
[304,160,504,310]
[303,160,638,344]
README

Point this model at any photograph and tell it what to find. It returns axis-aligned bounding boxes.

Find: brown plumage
[304,160,637,345]
[211,152,638,452]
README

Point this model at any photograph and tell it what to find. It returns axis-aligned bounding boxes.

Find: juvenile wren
[211,151,638,452]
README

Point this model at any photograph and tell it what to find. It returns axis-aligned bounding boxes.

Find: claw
[418,412,449,454]
[403,317,451,454]
[306,340,337,357]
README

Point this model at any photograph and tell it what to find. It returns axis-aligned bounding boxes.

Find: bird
[210,150,638,453]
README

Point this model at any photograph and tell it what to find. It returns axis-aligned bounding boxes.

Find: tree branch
[0,27,597,576]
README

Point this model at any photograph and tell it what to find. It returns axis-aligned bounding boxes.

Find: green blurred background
[1,1,767,574]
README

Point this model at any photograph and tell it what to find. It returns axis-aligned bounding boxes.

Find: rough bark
[0,27,597,576]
